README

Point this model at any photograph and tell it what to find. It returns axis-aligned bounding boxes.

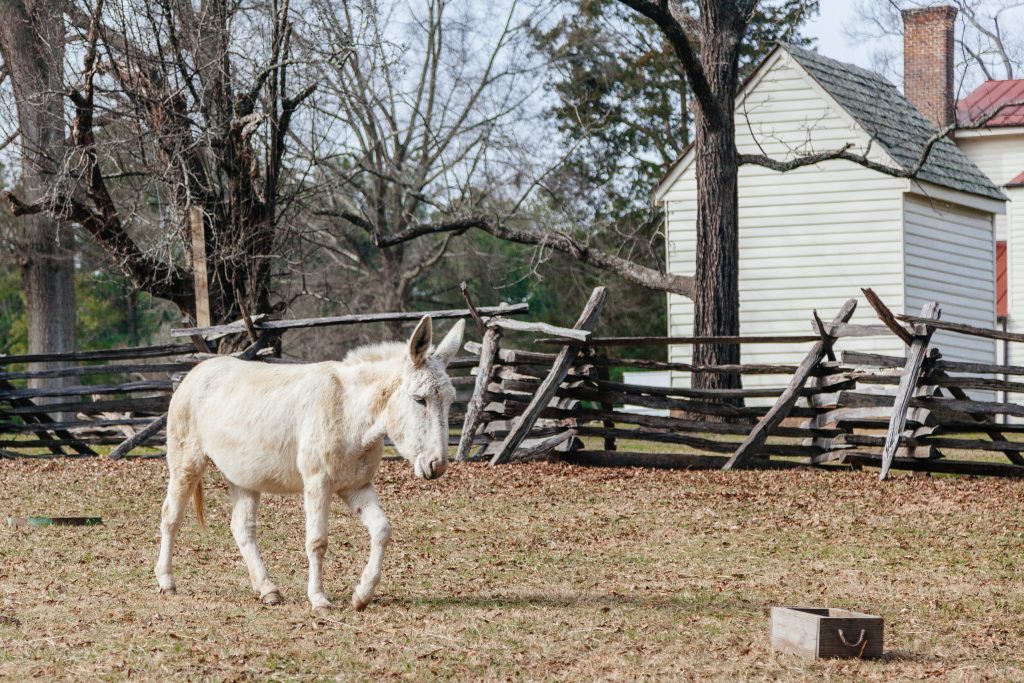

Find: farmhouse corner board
[770,606,884,660]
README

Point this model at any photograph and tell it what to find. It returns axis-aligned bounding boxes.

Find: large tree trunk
[691,6,742,393]
[0,0,77,396]
[379,246,408,340]
[20,215,76,377]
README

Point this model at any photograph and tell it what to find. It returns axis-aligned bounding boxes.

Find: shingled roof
[785,44,1005,201]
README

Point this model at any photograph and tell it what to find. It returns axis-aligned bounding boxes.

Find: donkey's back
[168,356,346,494]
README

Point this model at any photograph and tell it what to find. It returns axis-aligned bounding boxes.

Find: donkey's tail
[193,479,207,529]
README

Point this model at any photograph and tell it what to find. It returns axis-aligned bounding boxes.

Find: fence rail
[0,302,521,458]
[8,287,1024,479]
[455,287,1024,479]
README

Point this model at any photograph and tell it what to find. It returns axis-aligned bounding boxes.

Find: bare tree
[289,0,541,318]
[287,0,693,321]
[288,0,832,392]
[3,0,316,327]
[0,0,77,380]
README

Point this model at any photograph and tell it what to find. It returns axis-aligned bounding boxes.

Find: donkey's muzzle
[420,456,448,480]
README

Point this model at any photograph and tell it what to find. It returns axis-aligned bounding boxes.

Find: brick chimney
[902,5,958,131]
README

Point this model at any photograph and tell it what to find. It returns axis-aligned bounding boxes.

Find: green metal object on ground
[6,516,103,527]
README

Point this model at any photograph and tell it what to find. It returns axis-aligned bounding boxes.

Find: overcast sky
[802,0,883,72]
[801,0,1024,92]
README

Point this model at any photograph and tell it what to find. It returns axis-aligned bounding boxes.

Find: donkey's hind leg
[345,485,392,611]
[228,483,282,605]
[154,450,206,595]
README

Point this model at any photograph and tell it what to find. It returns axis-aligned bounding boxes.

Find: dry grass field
[1,457,1023,681]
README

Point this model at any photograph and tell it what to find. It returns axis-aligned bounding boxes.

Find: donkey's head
[386,316,465,480]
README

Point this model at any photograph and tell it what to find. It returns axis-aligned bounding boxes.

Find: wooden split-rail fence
[6,286,1024,480]
[0,343,194,459]
[455,287,1024,479]
[0,302,528,459]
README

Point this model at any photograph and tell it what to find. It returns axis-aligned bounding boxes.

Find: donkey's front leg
[303,474,333,611]
[344,486,392,611]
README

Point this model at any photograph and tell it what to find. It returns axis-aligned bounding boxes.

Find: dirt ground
[1,457,1022,681]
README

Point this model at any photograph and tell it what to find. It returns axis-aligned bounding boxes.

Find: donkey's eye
[414,397,427,406]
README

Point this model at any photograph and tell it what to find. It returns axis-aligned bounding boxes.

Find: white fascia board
[652,147,695,204]
[954,126,1024,139]
[906,178,1007,215]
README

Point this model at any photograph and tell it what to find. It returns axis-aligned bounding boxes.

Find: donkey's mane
[341,341,408,366]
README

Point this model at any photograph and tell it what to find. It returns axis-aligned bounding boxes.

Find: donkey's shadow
[384,590,731,613]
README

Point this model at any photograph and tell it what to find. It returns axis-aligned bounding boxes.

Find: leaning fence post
[879,302,941,480]
[724,298,858,470]
[108,413,168,460]
[490,287,608,466]
[456,326,501,462]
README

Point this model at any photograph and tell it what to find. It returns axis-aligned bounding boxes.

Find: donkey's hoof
[261,589,284,606]
[158,586,177,597]
[310,594,332,613]
[351,592,371,612]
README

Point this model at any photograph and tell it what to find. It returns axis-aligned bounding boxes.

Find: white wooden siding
[1005,188,1024,413]
[954,134,1024,181]
[902,194,996,366]
[956,133,1024,241]
[1009,188,1024,370]
[664,53,908,394]
[956,134,1024,376]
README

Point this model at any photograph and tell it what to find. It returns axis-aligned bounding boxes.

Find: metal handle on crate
[837,628,866,648]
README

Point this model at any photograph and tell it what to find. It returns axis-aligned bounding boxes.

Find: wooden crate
[771,607,883,660]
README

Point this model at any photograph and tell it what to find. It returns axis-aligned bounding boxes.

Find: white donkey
[155,316,464,611]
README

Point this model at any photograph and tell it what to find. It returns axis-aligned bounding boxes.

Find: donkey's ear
[408,315,433,366]
[433,319,465,367]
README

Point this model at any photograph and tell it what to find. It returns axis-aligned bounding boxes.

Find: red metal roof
[997,240,1008,318]
[957,80,1024,127]
[1008,170,1024,187]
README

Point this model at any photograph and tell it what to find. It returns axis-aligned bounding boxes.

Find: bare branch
[957,0,1015,78]
[0,127,18,152]
[400,232,455,287]
[336,213,695,298]
[5,191,192,306]
[616,0,718,124]
[742,98,1024,180]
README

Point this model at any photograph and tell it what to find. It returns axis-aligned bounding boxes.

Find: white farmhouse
[955,79,1024,365]
[655,6,1009,389]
